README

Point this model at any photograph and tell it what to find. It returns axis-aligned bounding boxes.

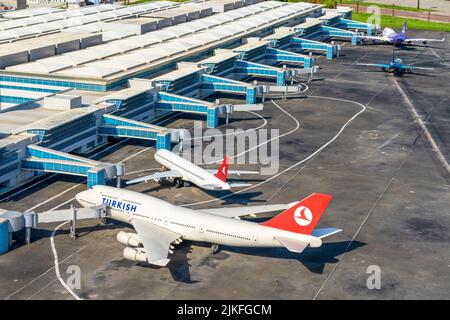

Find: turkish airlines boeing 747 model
[76,185,341,267]
[126,149,258,191]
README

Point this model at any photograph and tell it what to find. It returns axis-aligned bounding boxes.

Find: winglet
[215,156,230,182]
[260,193,332,235]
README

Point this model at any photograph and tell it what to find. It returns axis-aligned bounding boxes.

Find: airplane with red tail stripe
[76,186,341,266]
[126,149,258,191]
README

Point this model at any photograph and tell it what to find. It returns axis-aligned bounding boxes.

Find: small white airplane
[76,185,341,266]
[126,149,258,191]
[358,22,445,45]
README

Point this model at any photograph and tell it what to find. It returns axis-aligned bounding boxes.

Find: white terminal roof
[4,1,319,80]
[0,2,177,42]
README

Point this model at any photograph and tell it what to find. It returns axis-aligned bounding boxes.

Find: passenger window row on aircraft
[170,221,195,229]
[206,229,250,241]
[123,199,140,206]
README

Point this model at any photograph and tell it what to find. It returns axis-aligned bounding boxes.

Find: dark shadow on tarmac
[222,240,366,274]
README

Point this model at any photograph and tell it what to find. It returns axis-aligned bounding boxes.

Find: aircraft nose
[75,190,89,204]
[76,189,100,206]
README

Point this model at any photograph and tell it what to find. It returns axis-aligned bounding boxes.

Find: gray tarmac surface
[0,30,449,300]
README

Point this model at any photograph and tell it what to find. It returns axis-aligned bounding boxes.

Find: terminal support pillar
[156,133,171,150]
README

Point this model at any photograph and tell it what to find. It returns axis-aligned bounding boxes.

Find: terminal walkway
[21,145,120,188]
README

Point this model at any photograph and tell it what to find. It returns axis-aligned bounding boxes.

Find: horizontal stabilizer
[200,183,225,190]
[311,228,342,239]
[227,170,259,175]
[275,236,309,253]
[229,183,252,188]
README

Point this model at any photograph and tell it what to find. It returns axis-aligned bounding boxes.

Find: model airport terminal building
[0,0,375,194]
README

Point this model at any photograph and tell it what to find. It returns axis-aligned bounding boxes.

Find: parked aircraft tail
[215,156,230,182]
[260,193,332,235]
[401,21,407,34]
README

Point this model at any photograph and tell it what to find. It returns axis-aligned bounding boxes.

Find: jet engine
[117,231,142,247]
[123,247,147,262]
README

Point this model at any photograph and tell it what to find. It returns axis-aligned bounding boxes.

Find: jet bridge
[290,37,339,59]
[200,74,263,104]
[99,114,175,150]
[336,19,375,36]
[0,204,108,254]
[235,60,289,86]
[157,92,220,128]
[265,47,314,68]
[21,145,121,188]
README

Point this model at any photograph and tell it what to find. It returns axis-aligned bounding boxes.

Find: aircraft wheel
[211,244,220,254]
[101,217,109,224]
[174,178,182,188]
[183,181,191,188]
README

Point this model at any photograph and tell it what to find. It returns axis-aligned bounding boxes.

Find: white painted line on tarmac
[182,96,366,207]
[392,77,450,174]
[50,221,81,300]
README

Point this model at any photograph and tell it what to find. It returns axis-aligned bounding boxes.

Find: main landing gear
[173,178,191,188]
[211,244,220,254]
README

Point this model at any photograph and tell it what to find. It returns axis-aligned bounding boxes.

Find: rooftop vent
[43,94,82,111]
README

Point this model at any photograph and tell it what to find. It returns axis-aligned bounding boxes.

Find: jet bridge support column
[156,133,171,150]
[69,206,78,239]
[276,71,286,86]
[207,107,219,128]
[246,87,257,104]
[87,168,106,189]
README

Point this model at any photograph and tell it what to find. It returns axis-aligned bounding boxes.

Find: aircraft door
[252,234,258,244]
[199,224,205,233]
[164,216,168,226]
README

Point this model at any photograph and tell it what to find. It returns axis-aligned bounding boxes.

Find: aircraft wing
[126,170,182,185]
[357,63,390,68]
[199,202,299,218]
[131,218,180,266]
[405,37,445,43]
[399,65,435,71]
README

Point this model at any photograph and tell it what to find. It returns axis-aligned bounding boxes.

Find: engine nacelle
[123,247,147,262]
[117,231,142,247]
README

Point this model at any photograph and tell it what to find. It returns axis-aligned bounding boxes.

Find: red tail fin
[215,156,230,182]
[260,193,332,235]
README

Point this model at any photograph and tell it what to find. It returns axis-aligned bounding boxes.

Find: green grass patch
[340,1,433,12]
[352,12,450,32]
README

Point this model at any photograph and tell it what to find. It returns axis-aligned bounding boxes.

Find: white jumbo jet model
[76,185,341,267]
[358,22,445,45]
[126,149,258,191]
